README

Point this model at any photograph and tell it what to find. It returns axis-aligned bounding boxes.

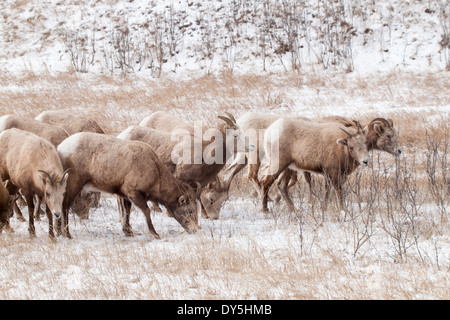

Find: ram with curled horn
[123,111,253,220]
[260,118,370,213]
[264,115,402,210]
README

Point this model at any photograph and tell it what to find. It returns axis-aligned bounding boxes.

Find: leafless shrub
[110,23,134,74]
[425,127,449,223]
[60,29,96,73]
[438,1,450,70]
[314,0,356,72]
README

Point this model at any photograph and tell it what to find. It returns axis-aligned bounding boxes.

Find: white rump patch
[57,133,83,159]
[138,116,151,127]
[116,126,134,140]
[34,112,45,121]
[0,115,12,131]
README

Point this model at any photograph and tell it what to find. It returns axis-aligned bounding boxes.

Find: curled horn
[352,120,363,133]
[371,118,391,127]
[339,127,352,137]
[224,112,237,124]
[218,115,234,126]
[61,168,73,181]
[38,170,55,185]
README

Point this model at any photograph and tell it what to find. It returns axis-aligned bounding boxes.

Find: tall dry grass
[0,70,448,299]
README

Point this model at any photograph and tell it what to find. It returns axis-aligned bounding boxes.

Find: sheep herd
[0,110,400,240]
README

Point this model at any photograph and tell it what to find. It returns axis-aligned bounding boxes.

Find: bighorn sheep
[35,110,106,135]
[139,111,194,135]
[0,180,18,233]
[260,118,370,213]
[294,116,402,204]
[226,113,401,210]
[0,114,71,221]
[134,112,252,220]
[0,114,69,146]
[35,110,106,218]
[57,132,200,239]
[198,112,307,214]
[0,129,70,238]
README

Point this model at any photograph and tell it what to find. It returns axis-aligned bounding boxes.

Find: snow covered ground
[0,0,448,300]
[1,192,448,300]
[0,0,448,77]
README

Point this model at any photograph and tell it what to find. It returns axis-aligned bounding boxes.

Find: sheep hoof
[150,232,161,240]
[27,227,36,237]
[123,227,134,237]
[63,231,73,239]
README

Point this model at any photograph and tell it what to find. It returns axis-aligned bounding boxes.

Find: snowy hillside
[0,0,448,77]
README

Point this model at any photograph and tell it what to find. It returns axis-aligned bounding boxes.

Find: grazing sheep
[0,180,18,233]
[0,129,70,238]
[130,112,252,219]
[126,113,251,219]
[0,114,69,146]
[260,118,370,212]
[57,132,201,239]
[35,110,105,135]
[35,110,107,218]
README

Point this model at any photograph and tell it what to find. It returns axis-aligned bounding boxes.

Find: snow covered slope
[0,0,448,77]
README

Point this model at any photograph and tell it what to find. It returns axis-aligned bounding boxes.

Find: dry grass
[0,70,448,299]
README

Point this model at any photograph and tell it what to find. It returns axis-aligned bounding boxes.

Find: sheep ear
[363,125,369,135]
[388,118,394,127]
[178,195,189,205]
[38,170,51,186]
[336,138,348,146]
[374,123,384,135]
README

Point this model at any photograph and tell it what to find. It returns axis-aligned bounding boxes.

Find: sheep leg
[13,201,26,222]
[247,163,262,195]
[34,196,42,221]
[129,192,160,240]
[150,201,162,213]
[303,171,314,203]
[60,206,72,239]
[60,178,85,239]
[250,162,278,202]
[55,217,62,236]
[286,169,298,190]
[261,174,276,213]
[91,192,101,208]
[332,179,346,213]
[276,169,296,212]
[24,194,36,237]
[323,179,332,211]
[45,205,56,241]
[117,196,134,237]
